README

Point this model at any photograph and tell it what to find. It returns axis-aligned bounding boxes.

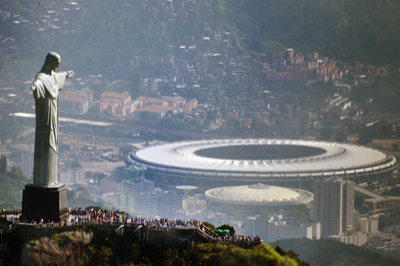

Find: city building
[245,215,274,239]
[58,168,86,184]
[359,217,379,234]
[134,105,182,120]
[244,215,320,242]
[121,177,154,194]
[140,78,161,94]
[355,186,400,214]
[120,178,182,218]
[201,212,232,227]
[328,231,367,246]
[60,97,89,114]
[312,178,355,237]
[183,194,206,212]
[100,178,120,194]
[183,98,198,113]
[121,167,147,180]
[21,147,34,179]
[100,92,131,104]
[161,95,186,107]
[137,96,168,107]
[267,220,321,242]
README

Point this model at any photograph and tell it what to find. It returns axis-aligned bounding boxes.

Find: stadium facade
[125,139,398,188]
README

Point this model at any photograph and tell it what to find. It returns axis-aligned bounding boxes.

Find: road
[81,161,125,174]
[224,23,264,58]
[4,103,230,141]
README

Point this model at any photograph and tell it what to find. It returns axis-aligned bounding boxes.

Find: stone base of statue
[21,183,68,222]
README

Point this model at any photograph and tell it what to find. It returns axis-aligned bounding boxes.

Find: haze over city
[1,0,400,265]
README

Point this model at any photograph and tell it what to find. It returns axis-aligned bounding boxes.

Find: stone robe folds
[32,71,66,186]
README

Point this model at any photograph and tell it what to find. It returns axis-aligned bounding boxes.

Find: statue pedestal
[21,183,68,222]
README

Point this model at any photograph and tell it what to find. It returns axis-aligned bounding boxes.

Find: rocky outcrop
[21,231,92,266]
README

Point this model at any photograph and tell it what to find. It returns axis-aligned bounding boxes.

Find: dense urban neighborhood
[2,0,400,265]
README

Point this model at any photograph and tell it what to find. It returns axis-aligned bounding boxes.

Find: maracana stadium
[125,139,398,188]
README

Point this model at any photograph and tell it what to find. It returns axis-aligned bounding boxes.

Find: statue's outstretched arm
[66,71,74,78]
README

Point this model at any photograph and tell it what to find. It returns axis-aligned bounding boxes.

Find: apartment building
[312,178,355,237]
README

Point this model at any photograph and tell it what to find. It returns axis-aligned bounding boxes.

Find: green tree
[67,187,102,207]
[358,133,372,145]
[216,224,235,236]
[348,109,357,118]
[330,111,340,121]
[286,209,308,219]
[207,109,218,122]
[251,118,270,136]
[320,127,333,140]
[392,143,399,151]
[140,111,153,121]
[322,258,345,266]
[278,238,400,266]
[119,145,134,156]
[0,161,29,209]
[221,0,400,69]
[11,166,23,174]
[279,101,288,115]
[202,221,215,231]
[0,115,24,143]
[335,131,348,142]
[380,124,393,139]
[0,155,6,174]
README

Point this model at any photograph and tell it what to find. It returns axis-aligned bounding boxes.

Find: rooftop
[205,184,313,207]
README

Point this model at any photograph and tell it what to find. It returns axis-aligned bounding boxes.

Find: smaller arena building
[205,183,314,210]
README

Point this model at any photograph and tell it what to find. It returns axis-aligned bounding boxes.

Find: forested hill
[278,238,400,266]
[216,0,400,68]
[0,156,28,210]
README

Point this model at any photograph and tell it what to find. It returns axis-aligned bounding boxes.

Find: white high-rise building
[359,217,378,234]
[21,148,34,179]
[312,178,355,237]
[244,215,320,242]
[267,220,321,242]
[120,178,182,218]
[58,168,86,183]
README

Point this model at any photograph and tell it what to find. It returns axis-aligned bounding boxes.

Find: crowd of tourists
[2,206,262,243]
[67,207,129,223]
[215,234,263,243]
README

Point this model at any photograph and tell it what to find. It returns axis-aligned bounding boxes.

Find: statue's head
[41,52,61,72]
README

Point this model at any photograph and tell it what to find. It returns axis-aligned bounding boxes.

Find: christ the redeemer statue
[32,52,74,186]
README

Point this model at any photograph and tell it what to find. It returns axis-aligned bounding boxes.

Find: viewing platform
[1,211,263,261]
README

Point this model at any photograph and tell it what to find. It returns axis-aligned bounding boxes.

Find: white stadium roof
[205,183,313,207]
[130,139,390,172]
[125,139,398,183]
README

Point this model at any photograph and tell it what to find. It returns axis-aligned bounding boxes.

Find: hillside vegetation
[0,156,28,210]
[0,155,102,210]
[351,72,400,107]
[5,225,310,266]
[217,0,400,68]
[278,238,400,266]
[81,242,309,266]
[39,0,201,81]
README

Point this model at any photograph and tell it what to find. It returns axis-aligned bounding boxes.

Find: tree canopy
[218,0,400,68]
[0,156,29,210]
[278,238,400,266]
[81,241,307,266]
